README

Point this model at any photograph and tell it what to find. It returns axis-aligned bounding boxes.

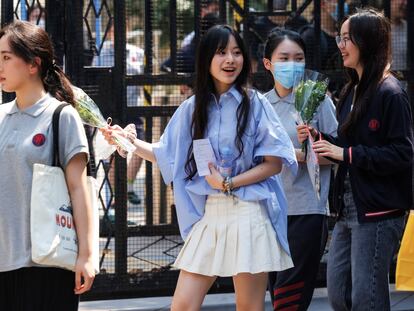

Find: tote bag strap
[85,127,97,178]
[52,103,70,168]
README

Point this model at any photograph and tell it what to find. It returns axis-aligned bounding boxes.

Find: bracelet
[222,176,234,195]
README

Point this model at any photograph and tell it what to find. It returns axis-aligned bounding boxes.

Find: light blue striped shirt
[153,86,297,253]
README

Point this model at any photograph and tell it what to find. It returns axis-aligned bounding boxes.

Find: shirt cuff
[63,147,90,169]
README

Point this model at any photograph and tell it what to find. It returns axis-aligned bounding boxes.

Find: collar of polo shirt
[6,93,52,117]
[267,88,295,105]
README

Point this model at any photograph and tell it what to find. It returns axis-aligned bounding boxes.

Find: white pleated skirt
[173,193,293,277]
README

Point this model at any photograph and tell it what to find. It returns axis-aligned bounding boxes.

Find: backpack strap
[52,103,70,168]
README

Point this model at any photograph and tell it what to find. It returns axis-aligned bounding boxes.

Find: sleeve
[343,93,414,174]
[153,102,191,184]
[58,105,89,169]
[253,94,298,174]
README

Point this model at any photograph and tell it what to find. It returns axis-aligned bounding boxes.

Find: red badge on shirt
[368,119,380,131]
[32,133,46,146]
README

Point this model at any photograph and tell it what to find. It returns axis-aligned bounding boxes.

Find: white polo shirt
[0,93,89,272]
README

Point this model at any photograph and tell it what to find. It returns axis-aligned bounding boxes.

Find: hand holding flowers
[296,125,344,161]
[72,86,136,155]
[293,70,328,150]
[296,124,318,144]
[100,124,137,158]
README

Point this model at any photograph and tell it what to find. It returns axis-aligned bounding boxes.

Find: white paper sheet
[193,138,216,176]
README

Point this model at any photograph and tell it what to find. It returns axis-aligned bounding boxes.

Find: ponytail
[43,63,75,107]
[0,21,76,107]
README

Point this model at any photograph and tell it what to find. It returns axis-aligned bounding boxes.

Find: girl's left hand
[205,163,224,190]
[74,256,96,295]
[313,140,344,161]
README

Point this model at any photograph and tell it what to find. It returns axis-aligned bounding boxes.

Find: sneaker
[128,191,141,205]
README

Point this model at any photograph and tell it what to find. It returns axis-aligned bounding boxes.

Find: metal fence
[1,0,412,300]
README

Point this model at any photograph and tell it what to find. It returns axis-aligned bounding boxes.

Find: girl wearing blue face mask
[263,28,338,311]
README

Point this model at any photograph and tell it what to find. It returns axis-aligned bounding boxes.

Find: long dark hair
[337,8,391,136]
[0,21,75,106]
[185,25,252,180]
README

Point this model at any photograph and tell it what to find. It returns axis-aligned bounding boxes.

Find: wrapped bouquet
[293,70,329,200]
[73,87,136,154]
[294,70,328,125]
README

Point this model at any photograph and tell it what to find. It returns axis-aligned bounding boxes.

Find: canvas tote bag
[31,104,100,272]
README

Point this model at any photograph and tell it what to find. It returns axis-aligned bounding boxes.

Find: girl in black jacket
[297,8,413,311]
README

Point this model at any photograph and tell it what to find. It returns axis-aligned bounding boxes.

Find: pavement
[80,285,414,311]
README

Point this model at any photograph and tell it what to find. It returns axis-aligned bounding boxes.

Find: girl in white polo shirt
[0,21,94,310]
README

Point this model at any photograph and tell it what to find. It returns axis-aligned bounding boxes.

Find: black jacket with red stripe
[320,75,413,222]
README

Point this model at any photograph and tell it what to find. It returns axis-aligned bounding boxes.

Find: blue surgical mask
[273,61,305,89]
[330,3,349,22]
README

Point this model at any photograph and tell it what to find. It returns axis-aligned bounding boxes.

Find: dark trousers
[269,214,328,311]
[0,267,79,311]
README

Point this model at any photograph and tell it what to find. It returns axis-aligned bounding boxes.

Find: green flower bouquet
[294,70,328,125]
[293,70,328,200]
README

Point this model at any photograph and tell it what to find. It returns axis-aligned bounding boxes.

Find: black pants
[268,214,328,311]
[0,267,79,311]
